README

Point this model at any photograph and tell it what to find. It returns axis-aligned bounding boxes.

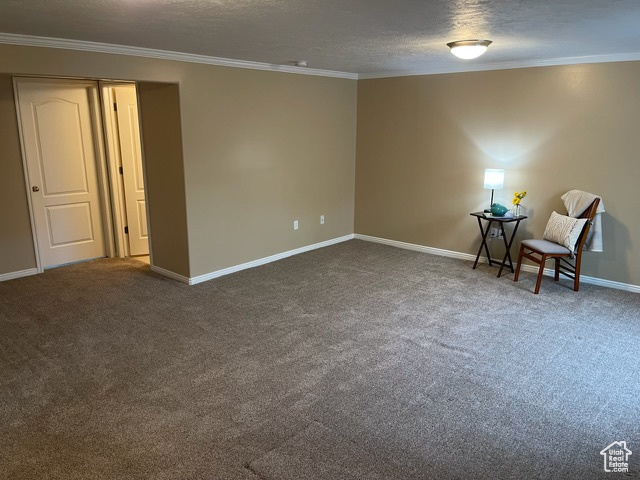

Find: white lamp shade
[484,169,504,189]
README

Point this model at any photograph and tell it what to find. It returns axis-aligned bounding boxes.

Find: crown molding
[0,32,358,80]
[3,32,640,81]
[358,51,640,79]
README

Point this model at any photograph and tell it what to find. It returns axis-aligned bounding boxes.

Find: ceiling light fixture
[447,40,492,59]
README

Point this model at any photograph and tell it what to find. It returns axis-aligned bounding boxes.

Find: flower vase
[513,205,522,217]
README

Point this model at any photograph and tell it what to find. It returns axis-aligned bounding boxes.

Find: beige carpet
[1,240,638,479]
[131,255,150,265]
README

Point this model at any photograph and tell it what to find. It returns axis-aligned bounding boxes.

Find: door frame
[13,76,116,272]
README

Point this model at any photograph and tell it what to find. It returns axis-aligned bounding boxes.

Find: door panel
[46,202,95,246]
[114,85,149,256]
[137,200,149,238]
[16,78,106,268]
[36,100,90,196]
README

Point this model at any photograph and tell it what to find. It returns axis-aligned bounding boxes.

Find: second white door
[113,85,149,256]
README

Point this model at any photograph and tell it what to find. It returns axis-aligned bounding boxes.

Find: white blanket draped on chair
[561,190,605,252]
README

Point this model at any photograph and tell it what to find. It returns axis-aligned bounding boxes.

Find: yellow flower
[513,198,521,205]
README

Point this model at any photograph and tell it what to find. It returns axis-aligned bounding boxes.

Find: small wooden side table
[470,212,527,277]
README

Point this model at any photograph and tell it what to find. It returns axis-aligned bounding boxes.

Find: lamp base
[484,188,496,213]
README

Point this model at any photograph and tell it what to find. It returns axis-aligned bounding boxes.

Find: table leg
[473,218,493,269]
[497,219,522,277]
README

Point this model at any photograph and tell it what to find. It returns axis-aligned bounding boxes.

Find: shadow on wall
[593,213,631,281]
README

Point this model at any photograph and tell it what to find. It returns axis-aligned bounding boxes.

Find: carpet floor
[1,240,638,479]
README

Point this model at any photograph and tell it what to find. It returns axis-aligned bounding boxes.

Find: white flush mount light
[447,40,492,59]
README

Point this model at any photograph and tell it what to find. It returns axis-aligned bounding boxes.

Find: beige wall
[355,62,640,286]
[0,44,357,279]
[179,64,357,276]
[138,82,190,277]
[0,75,37,274]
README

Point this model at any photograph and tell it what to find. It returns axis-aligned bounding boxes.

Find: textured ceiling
[1,0,640,77]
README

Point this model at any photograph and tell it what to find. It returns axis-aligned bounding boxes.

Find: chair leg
[554,258,560,281]
[574,257,581,291]
[534,255,547,294]
[514,245,525,283]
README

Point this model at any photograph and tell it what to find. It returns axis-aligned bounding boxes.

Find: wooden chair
[514,198,600,294]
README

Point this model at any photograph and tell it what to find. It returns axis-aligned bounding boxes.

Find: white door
[113,85,149,256]
[16,78,107,268]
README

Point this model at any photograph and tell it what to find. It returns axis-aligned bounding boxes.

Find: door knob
[32,186,40,192]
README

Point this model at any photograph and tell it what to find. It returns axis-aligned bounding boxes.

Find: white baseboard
[354,234,640,294]
[0,267,39,282]
[187,234,355,286]
[354,234,479,263]
[150,265,190,285]
[569,273,640,293]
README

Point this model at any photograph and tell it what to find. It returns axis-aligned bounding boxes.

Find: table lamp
[483,169,504,212]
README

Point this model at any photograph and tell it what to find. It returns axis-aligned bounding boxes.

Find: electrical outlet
[320,215,325,225]
[489,228,502,238]
[293,220,299,230]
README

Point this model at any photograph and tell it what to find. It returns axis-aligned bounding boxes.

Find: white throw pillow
[543,211,588,252]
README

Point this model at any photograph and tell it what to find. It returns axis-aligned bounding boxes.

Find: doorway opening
[14,77,150,272]
[100,82,150,260]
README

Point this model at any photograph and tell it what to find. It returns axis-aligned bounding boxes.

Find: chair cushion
[521,239,572,255]
[542,211,588,251]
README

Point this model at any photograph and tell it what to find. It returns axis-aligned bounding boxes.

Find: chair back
[572,198,600,254]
